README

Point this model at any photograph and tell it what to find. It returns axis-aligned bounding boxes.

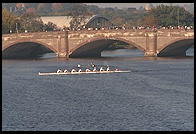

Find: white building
[41,15,113,29]
[41,16,92,29]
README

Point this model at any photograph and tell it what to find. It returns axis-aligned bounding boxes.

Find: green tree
[139,14,158,27]
[149,5,194,26]
[43,21,58,31]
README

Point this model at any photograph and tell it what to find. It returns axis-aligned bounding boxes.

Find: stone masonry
[2,29,194,57]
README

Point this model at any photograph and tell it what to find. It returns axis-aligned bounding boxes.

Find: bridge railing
[2,29,194,37]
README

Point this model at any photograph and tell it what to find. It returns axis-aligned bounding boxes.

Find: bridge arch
[3,40,57,58]
[3,40,57,53]
[70,37,145,57]
[157,38,194,56]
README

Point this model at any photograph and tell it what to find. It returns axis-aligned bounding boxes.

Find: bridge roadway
[2,29,194,58]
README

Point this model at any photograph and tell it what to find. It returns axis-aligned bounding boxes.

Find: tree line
[2,7,59,34]
[2,3,194,34]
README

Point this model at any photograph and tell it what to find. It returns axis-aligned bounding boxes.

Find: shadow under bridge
[69,39,135,58]
[2,42,54,59]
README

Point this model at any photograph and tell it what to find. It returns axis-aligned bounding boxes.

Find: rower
[93,67,97,72]
[77,64,81,68]
[64,69,68,73]
[86,68,91,72]
[57,69,63,73]
[78,68,82,72]
[71,68,76,73]
[106,65,110,71]
[115,68,119,71]
[90,62,95,68]
[100,67,104,72]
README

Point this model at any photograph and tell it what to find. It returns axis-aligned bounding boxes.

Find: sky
[85,3,194,9]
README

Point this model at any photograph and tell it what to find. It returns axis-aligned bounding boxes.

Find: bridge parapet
[2,31,64,41]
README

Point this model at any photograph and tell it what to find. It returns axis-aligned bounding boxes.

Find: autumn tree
[112,16,124,26]
[67,4,93,29]
[20,8,44,32]
[37,3,52,16]
[52,3,64,15]
[139,14,158,27]
[2,8,19,34]
[43,21,59,31]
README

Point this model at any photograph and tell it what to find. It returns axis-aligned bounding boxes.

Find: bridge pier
[56,52,67,57]
[144,51,157,56]
[144,32,157,57]
[56,30,69,58]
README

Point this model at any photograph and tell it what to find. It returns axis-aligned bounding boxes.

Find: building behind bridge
[40,15,113,30]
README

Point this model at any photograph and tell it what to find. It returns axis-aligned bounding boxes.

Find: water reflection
[40,48,194,59]
[2,47,194,131]
[2,48,194,63]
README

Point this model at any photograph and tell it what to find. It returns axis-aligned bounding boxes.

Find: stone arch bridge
[2,29,194,58]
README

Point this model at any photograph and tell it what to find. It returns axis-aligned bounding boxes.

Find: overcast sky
[86,3,194,9]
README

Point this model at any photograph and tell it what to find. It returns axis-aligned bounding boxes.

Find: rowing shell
[38,70,131,76]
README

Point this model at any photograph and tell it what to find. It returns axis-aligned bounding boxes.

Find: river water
[2,48,194,131]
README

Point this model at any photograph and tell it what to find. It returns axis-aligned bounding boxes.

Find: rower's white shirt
[86,69,90,72]
[100,67,104,71]
[71,69,76,72]
[93,67,97,72]
[57,69,62,73]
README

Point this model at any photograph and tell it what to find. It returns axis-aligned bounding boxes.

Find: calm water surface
[2,48,194,131]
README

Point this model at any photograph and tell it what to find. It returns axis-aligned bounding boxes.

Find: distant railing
[3,26,194,35]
